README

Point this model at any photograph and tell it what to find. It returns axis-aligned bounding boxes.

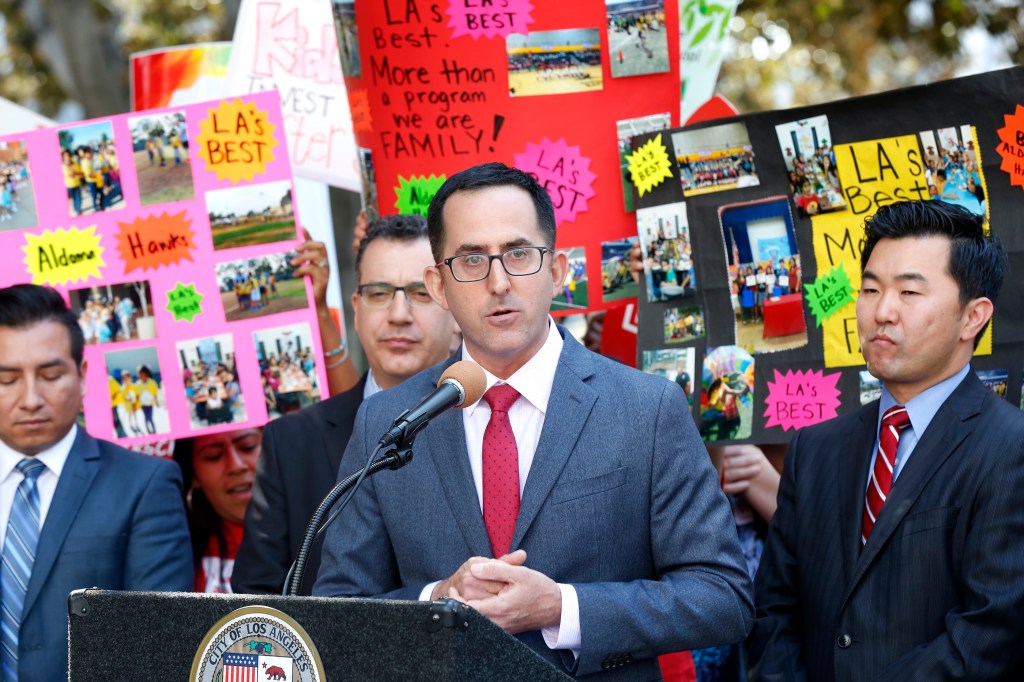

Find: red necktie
[482,384,521,558]
[862,405,911,545]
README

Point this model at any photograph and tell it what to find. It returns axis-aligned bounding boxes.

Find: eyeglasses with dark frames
[438,246,552,283]
[356,282,435,308]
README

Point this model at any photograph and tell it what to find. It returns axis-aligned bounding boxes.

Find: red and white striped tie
[862,405,911,545]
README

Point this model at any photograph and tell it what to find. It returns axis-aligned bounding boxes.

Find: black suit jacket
[749,372,1024,681]
[233,375,366,595]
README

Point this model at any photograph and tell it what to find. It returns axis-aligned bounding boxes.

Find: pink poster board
[0,91,328,447]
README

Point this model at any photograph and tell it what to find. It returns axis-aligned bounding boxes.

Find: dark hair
[861,200,1006,342]
[426,162,556,261]
[0,284,85,367]
[354,213,429,281]
[171,438,219,570]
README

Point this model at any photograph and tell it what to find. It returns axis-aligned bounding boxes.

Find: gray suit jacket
[315,328,753,679]
[749,372,1024,681]
[22,428,192,682]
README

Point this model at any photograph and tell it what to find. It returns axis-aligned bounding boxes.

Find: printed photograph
[775,114,846,217]
[59,120,125,215]
[642,348,695,405]
[552,247,588,311]
[671,121,760,197]
[636,201,697,303]
[358,147,379,222]
[721,197,807,354]
[206,179,297,251]
[177,334,247,430]
[105,346,170,439]
[606,0,670,78]
[127,111,194,206]
[918,124,985,216]
[507,29,603,97]
[859,370,882,405]
[215,250,309,322]
[0,140,37,231]
[976,368,1008,398]
[617,112,671,212]
[254,322,323,419]
[663,305,705,344]
[700,345,754,442]
[68,281,157,345]
[332,0,360,77]
[601,237,639,303]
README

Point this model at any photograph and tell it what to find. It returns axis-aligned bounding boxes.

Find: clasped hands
[430,549,562,634]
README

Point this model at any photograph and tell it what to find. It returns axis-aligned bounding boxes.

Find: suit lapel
[838,406,878,583]
[511,335,596,551]
[842,374,985,606]
[322,375,367,478]
[424,405,492,557]
[24,429,100,618]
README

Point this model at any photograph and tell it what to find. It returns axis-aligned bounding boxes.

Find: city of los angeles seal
[190,605,326,682]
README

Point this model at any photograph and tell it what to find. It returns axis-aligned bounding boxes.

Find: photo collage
[629,82,1000,443]
[0,91,326,449]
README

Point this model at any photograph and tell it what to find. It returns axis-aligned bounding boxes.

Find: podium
[68,590,571,681]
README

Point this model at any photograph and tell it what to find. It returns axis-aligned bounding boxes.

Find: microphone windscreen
[438,360,487,407]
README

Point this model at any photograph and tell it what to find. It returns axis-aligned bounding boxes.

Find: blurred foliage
[0,0,237,118]
[0,0,1021,119]
[718,0,1023,112]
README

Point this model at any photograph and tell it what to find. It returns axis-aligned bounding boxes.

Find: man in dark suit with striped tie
[0,284,192,681]
[748,200,1024,681]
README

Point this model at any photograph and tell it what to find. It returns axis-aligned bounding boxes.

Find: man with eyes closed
[233,214,456,595]
[314,163,753,679]
[0,284,191,682]
[749,200,1024,681]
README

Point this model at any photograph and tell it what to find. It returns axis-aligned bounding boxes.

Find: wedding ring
[316,258,328,268]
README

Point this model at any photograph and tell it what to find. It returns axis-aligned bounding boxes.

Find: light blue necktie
[1,459,46,681]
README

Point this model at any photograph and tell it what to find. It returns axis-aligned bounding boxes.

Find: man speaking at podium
[0,284,192,682]
[314,163,753,678]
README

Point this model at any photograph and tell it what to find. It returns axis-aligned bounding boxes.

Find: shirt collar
[878,364,970,435]
[463,317,563,416]
[364,370,383,399]
[0,423,76,480]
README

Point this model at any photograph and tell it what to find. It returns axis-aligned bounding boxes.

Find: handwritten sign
[626,133,673,197]
[514,138,596,226]
[165,282,204,322]
[116,211,196,273]
[22,226,105,286]
[445,0,535,40]
[763,368,841,431]
[804,263,854,327]
[226,0,360,189]
[197,98,278,183]
[394,174,447,216]
[996,103,1024,190]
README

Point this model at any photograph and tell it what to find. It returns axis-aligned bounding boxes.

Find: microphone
[377,360,486,448]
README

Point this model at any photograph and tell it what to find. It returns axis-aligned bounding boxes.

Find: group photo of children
[254,323,322,419]
[215,251,308,322]
[105,346,169,439]
[636,200,697,303]
[177,334,248,430]
[507,29,604,97]
[0,140,35,230]
[673,122,761,197]
[59,120,124,215]
[128,111,194,206]
[69,282,156,345]
[919,124,986,216]
[776,114,847,217]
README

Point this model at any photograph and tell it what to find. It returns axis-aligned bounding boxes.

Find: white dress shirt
[0,425,76,546]
[420,320,582,653]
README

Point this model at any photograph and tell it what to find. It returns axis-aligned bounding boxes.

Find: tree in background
[0,0,240,118]
[0,0,1020,119]
[717,0,1021,112]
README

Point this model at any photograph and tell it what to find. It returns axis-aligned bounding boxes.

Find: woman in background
[174,428,262,593]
